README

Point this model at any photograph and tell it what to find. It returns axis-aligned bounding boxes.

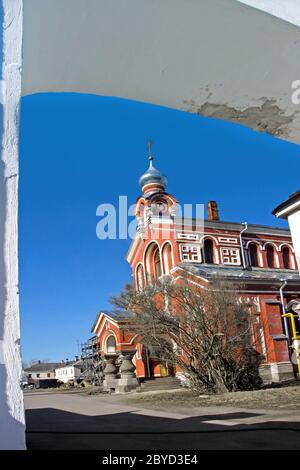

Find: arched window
[204,239,214,264]
[154,248,162,278]
[136,264,145,290]
[249,243,259,267]
[162,243,173,275]
[266,245,275,268]
[145,243,162,282]
[106,335,116,354]
[282,247,291,270]
[137,202,147,226]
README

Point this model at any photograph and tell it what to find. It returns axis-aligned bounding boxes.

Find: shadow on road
[25,407,300,450]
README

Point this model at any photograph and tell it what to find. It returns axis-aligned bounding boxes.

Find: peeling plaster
[0,0,25,450]
[185,98,296,137]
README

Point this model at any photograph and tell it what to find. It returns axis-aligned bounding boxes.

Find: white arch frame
[143,240,162,283]
[161,240,175,275]
[246,240,264,268]
[200,235,220,246]
[262,241,279,251]
[263,242,280,268]
[278,243,295,253]
[279,244,296,270]
[200,236,220,264]
[245,240,262,249]
[135,262,146,290]
[102,331,118,354]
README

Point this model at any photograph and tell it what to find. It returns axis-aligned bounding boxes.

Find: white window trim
[179,243,202,263]
[221,247,241,266]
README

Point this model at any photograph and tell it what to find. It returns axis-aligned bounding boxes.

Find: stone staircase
[138,376,182,393]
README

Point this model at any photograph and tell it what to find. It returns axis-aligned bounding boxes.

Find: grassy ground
[121,382,300,410]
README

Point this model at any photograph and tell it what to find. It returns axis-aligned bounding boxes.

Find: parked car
[23,383,34,390]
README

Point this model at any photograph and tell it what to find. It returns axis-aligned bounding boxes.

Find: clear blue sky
[19,93,300,363]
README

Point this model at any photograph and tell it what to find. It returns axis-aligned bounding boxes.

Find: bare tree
[111,277,263,393]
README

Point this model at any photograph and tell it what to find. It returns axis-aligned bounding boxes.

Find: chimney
[207,201,220,221]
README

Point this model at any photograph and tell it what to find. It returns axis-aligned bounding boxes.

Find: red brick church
[92,151,300,384]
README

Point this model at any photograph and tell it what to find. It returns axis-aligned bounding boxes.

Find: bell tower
[135,142,178,238]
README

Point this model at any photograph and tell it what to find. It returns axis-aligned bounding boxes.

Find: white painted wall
[287,212,300,273]
[26,371,55,380]
[0,0,25,450]
[55,366,82,384]
[274,197,300,275]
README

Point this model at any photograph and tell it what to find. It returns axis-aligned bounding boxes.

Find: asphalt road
[24,390,300,450]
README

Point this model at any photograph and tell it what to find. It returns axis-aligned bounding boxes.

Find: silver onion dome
[139,156,167,191]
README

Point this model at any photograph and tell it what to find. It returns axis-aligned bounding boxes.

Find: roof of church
[127,218,291,260]
[178,263,300,284]
[173,218,291,236]
[91,309,131,332]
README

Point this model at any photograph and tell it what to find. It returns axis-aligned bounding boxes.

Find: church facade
[92,153,300,384]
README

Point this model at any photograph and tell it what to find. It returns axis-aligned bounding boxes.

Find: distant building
[24,361,61,388]
[55,361,83,384]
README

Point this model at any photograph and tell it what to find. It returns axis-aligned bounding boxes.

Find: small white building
[24,361,60,382]
[55,361,83,384]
